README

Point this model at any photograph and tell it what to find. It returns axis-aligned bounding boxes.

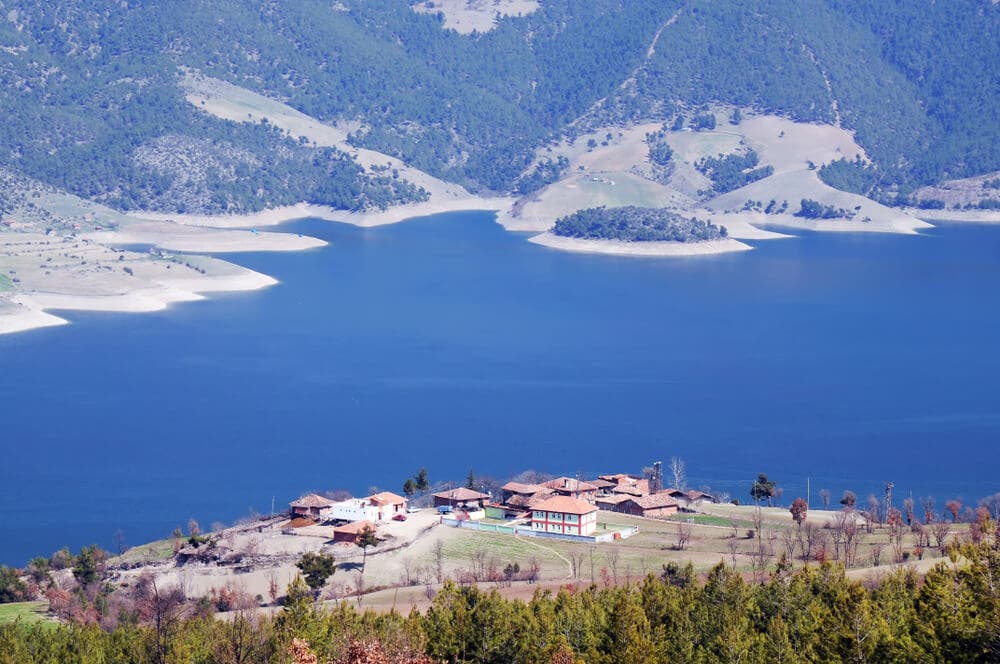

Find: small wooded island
[553,206,728,243]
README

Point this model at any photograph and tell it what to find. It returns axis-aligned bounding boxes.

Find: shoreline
[528,232,752,256]
[0,268,277,337]
[905,208,1000,224]
[86,222,328,253]
[128,196,513,230]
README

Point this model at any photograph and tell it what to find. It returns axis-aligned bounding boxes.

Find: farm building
[600,474,650,496]
[500,481,552,503]
[595,494,631,512]
[543,477,598,501]
[289,493,335,519]
[433,487,490,509]
[531,495,598,536]
[620,493,679,518]
[332,520,376,545]
[660,488,718,510]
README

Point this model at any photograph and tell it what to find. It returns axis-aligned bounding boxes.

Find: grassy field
[116,538,176,564]
[0,602,55,629]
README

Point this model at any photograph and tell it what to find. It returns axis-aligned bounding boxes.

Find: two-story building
[531,496,598,536]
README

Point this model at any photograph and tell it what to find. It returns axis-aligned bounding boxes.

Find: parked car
[436,505,453,514]
[406,505,420,513]
[392,513,407,522]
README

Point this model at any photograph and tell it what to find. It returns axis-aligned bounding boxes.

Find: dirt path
[514,535,574,579]
[569,9,681,130]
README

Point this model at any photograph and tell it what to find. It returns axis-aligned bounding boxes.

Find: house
[610,483,647,497]
[587,478,618,495]
[543,477,598,501]
[332,520,376,545]
[368,492,408,519]
[620,493,679,518]
[531,496,599,536]
[660,488,717,510]
[500,481,551,503]
[600,474,650,496]
[326,498,380,523]
[325,492,408,523]
[595,494,631,512]
[433,487,490,509]
[684,489,716,506]
[289,493,335,519]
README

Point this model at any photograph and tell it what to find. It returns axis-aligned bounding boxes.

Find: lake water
[1,212,998,565]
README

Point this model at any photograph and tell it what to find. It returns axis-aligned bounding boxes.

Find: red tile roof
[508,492,555,509]
[595,494,631,506]
[627,494,679,510]
[433,487,489,501]
[333,520,375,535]
[501,481,548,495]
[544,477,598,493]
[368,491,406,506]
[611,485,645,496]
[290,493,335,508]
[533,496,598,516]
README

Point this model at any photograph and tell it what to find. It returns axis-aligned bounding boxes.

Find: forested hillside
[0,0,996,214]
[2,542,999,663]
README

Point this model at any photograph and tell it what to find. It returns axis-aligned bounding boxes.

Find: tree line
[1,537,999,663]
[553,206,727,243]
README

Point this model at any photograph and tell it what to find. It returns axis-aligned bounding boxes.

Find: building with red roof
[530,495,599,536]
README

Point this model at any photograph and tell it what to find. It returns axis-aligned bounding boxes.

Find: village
[82,462,972,618]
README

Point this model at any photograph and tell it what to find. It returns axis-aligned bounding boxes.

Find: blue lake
[1,212,999,565]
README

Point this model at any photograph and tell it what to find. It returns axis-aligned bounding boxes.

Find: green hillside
[0,0,996,213]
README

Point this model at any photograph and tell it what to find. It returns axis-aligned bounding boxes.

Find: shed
[620,493,679,518]
[332,520,376,545]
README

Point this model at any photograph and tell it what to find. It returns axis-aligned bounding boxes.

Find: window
[566,513,578,523]
[534,511,543,520]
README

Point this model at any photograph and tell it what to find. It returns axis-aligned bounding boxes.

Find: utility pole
[807,477,811,508]
[271,496,275,517]
[652,460,663,494]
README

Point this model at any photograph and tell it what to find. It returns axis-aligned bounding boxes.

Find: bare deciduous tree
[932,521,952,551]
[669,457,687,491]
[569,551,585,579]
[870,542,884,567]
[432,540,445,584]
[604,548,620,585]
[727,537,740,568]
[214,609,270,664]
[133,573,189,664]
[781,528,797,561]
[674,521,693,551]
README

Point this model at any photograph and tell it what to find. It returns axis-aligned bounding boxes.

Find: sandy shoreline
[528,232,752,256]
[0,268,276,336]
[905,208,1000,224]
[129,196,513,230]
[87,222,328,253]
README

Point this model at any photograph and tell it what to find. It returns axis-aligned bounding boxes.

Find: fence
[442,518,639,543]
